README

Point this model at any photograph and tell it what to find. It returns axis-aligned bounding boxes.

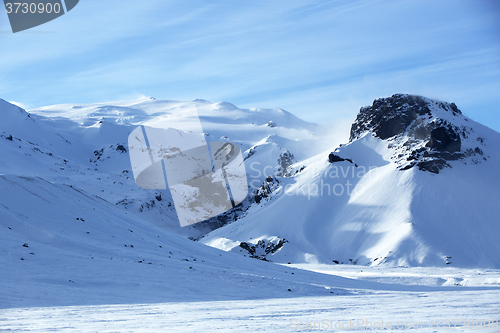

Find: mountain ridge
[1,95,499,269]
[201,94,500,268]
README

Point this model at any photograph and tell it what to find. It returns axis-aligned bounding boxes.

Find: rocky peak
[350,94,461,142]
[348,94,486,174]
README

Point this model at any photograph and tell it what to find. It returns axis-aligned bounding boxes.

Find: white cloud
[1,0,499,130]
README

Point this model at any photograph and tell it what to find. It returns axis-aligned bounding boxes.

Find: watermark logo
[4,0,79,33]
[128,105,248,227]
[289,318,499,330]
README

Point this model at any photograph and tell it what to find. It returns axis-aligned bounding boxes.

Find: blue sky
[1,0,499,131]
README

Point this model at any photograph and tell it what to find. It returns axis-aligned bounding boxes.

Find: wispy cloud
[8,100,31,109]
[1,0,499,130]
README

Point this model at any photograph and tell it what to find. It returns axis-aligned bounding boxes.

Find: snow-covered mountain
[0,97,324,237]
[0,97,344,308]
[201,94,500,268]
[1,91,499,314]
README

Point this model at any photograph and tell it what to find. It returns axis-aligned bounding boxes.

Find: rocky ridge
[349,94,488,173]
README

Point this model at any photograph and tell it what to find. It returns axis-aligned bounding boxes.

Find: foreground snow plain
[2,270,499,332]
[2,258,499,332]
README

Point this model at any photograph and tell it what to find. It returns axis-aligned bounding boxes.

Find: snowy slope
[201,94,500,268]
[0,173,362,309]
[0,97,349,309]
[1,97,326,238]
[0,97,343,309]
[2,96,500,332]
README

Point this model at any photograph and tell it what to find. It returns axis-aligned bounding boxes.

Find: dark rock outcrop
[417,159,450,174]
[239,238,288,261]
[350,94,437,141]
[328,153,345,163]
[426,126,461,153]
[328,153,355,165]
[116,144,127,153]
[348,94,485,174]
[254,176,279,204]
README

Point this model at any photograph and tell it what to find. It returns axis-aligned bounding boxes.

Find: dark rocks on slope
[426,126,461,153]
[254,176,280,204]
[328,153,345,163]
[116,144,127,153]
[239,238,288,261]
[350,94,436,141]
[348,94,475,174]
[328,153,355,165]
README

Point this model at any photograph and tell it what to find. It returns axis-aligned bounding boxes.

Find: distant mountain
[0,97,349,308]
[202,94,500,268]
[0,97,324,238]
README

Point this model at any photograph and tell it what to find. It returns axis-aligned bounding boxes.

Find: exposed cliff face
[350,94,462,141]
[349,94,486,173]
